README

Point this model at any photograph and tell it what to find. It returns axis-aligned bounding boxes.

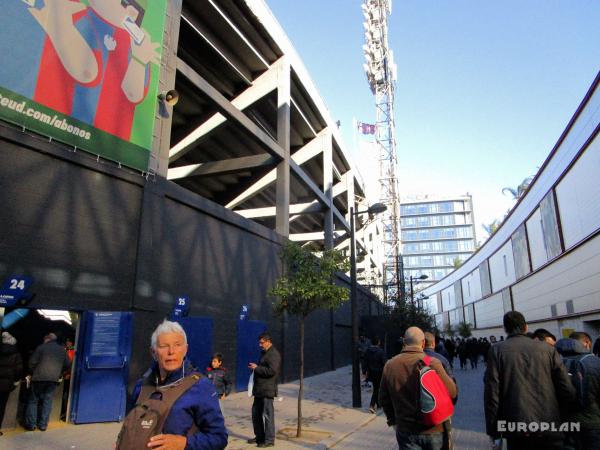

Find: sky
[267,0,600,242]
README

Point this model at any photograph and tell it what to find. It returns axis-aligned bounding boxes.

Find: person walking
[248,332,281,448]
[24,333,70,431]
[457,339,468,370]
[484,311,576,450]
[444,338,456,369]
[358,335,371,386]
[118,320,227,449]
[424,332,453,377]
[0,332,22,435]
[556,332,600,450]
[364,336,387,413]
[466,338,478,369]
[379,327,457,450]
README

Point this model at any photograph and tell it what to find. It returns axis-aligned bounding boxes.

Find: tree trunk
[297,316,304,437]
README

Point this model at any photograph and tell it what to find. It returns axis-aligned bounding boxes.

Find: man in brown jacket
[380,326,457,450]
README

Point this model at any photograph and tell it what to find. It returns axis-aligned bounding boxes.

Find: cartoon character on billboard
[27,0,160,140]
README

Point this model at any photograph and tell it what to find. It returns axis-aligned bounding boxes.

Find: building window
[540,191,562,260]
[511,224,531,279]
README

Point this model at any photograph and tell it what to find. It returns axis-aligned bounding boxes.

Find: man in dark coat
[248,332,281,448]
[24,333,71,431]
[0,332,23,435]
[557,333,600,449]
[364,336,387,413]
[484,311,576,450]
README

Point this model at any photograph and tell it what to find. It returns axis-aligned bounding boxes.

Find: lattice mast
[361,0,402,302]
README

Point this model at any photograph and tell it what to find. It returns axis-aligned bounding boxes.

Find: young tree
[269,242,350,437]
[444,322,456,338]
[457,321,473,338]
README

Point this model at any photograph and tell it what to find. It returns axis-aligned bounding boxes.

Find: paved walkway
[1,363,489,449]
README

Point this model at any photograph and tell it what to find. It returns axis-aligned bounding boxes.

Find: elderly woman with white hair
[117,320,227,450]
[0,332,23,436]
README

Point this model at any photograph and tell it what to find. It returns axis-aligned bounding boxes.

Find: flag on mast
[357,121,376,135]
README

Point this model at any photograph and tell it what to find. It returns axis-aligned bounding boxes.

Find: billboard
[0,0,168,172]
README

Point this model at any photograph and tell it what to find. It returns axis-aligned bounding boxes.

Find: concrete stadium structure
[422,72,600,341]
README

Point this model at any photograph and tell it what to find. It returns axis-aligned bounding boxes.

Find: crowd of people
[373,311,600,450]
[3,314,600,449]
[0,331,72,436]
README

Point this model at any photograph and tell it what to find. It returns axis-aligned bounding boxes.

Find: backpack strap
[136,373,203,434]
[423,355,432,366]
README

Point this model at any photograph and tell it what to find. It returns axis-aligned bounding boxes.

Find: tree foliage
[444,322,456,338]
[269,242,350,318]
[457,321,473,338]
[384,299,437,337]
[482,218,502,237]
[502,176,534,200]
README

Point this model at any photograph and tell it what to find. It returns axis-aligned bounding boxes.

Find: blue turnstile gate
[235,320,267,392]
[175,316,213,371]
[70,311,133,423]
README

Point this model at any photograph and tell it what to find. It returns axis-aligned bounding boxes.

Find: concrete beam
[170,58,284,162]
[276,61,291,237]
[167,154,276,180]
[236,201,322,219]
[226,128,329,209]
[176,58,284,160]
[289,231,346,242]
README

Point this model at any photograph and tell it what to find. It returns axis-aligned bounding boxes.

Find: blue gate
[175,316,213,371]
[70,311,133,423]
[235,320,267,392]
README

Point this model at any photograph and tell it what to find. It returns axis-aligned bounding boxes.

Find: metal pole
[395,254,401,306]
[410,276,414,306]
[350,207,361,408]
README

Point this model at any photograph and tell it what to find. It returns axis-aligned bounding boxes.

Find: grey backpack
[116,374,201,450]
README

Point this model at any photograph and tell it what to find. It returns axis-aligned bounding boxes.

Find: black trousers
[369,373,382,408]
[0,390,10,428]
[252,396,275,444]
[507,436,563,450]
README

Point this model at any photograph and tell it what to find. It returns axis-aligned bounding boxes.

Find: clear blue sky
[268,0,600,241]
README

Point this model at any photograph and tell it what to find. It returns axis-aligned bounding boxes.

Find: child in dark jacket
[206,353,232,400]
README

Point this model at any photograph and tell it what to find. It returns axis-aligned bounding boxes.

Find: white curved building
[421,72,600,340]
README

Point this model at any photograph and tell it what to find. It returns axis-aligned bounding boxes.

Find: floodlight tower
[361,0,402,304]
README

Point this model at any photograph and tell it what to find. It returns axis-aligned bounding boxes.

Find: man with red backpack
[380,327,457,450]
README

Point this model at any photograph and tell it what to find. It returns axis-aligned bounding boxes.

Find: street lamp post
[351,202,387,408]
[409,274,428,306]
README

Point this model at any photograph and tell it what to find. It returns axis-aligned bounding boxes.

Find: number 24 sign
[0,276,34,307]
